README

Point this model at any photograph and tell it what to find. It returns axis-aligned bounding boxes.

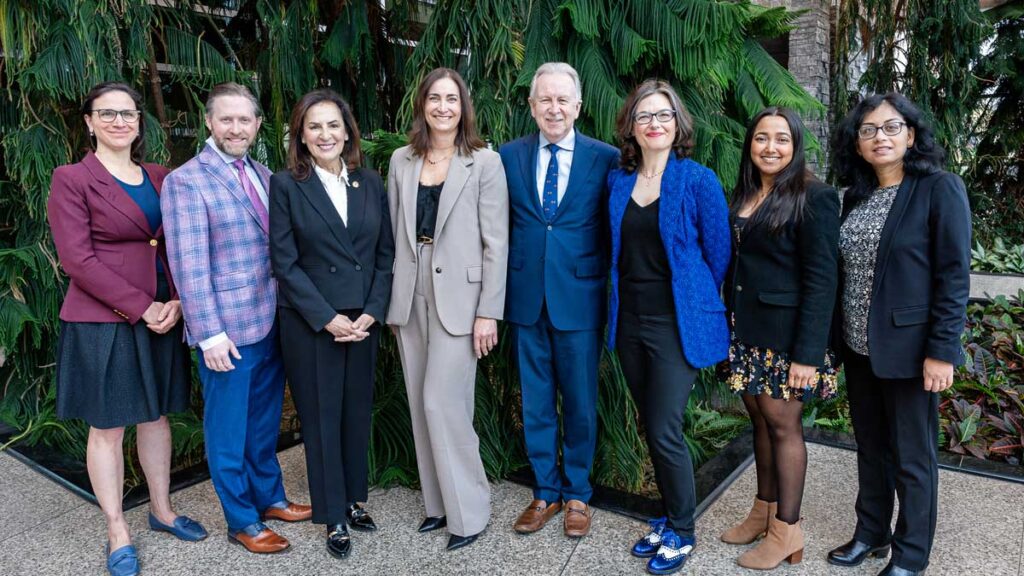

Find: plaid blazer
[161,144,277,348]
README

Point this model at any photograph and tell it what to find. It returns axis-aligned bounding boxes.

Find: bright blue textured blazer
[607,155,732,368]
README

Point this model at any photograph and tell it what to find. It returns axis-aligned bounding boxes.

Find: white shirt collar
[538,128,576,153]
[313,163,350,187]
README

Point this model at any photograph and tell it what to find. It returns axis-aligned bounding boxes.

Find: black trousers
[279,307,378,526]
[845,348,939,572]
[617,310,699,536]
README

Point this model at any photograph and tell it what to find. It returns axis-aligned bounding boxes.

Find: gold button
[149,239,158,247]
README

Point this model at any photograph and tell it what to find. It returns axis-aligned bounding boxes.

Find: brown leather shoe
[229,527,290,554]
[262,501,312,522]
[513,499,562,534]
[563,499,592,538]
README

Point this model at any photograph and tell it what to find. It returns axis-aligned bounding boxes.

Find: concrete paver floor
[0,442,1020,575]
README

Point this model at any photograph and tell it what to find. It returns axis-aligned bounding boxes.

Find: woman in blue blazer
[607,79,730,576]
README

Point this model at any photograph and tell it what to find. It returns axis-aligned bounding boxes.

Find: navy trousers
[198,325,287,531]
[514,304,601,504]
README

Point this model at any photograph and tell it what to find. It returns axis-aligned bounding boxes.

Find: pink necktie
[232,158,269,230]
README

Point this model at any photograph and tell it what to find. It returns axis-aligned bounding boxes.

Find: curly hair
[613,79,694,173]
[832,92,945,207]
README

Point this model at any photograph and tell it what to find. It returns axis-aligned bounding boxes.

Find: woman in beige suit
[386,67,509,551]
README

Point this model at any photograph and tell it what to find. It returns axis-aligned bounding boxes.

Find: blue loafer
[646,530,695,575]
[148,513,209,542]
[631,517,668,558]
[105,543,139,576]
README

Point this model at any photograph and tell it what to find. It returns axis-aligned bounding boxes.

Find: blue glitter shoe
[631,516,668,558]
[645,530,695,575]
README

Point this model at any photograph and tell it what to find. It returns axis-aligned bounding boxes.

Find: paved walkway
[0,443,1021,575]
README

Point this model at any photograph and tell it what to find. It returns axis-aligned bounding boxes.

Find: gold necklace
[426,147,455,165]
[638,167,666,182]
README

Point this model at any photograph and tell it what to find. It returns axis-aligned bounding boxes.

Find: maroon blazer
[47,151,177,324]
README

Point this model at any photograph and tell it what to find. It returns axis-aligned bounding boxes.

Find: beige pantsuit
[386,146,509,537]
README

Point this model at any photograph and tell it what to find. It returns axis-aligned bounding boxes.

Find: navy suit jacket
[607,156,732,369]
[834,170,971,378]
[500,131,619,330]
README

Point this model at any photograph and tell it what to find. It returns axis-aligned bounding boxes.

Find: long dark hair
[81,81,146,164]
[286,89,362,181]
[613,79,695,173]
[832,92,945,207]
[408,68,485,157]
[731,107,813,232]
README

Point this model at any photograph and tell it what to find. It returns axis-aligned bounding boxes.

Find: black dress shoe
[418,516,447,533]
[346,503,378,532]
[446,532,479,551]
[827,538,891,566]
[878,562,923,576]
[326,524,351,559]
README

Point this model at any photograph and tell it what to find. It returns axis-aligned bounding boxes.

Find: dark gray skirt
[56,277,191,429]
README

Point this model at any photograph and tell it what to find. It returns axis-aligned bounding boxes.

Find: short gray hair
[529,62,582,101]
[206,82,262,118]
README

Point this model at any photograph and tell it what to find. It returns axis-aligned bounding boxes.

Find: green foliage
[972,238,1024,275]
[945,292,1024,465]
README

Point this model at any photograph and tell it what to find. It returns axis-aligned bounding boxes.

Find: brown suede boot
[736,515,804,570]
[720,497,776,545]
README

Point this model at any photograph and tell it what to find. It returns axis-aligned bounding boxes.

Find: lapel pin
[352,180,360,188]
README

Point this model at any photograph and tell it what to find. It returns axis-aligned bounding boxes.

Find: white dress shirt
[313,163,350,226]
[535,129,576,205]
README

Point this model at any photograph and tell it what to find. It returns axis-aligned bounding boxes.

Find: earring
[89,130,94,137]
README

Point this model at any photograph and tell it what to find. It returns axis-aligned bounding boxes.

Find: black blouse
[619,197,674,315]
[416,181,444,239]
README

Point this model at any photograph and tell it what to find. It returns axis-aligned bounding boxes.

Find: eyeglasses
[634,109,676,125]
[91,109,142,123]
[857,121,906,140]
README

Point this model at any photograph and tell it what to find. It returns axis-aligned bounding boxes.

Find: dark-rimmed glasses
[857,121,906,140]
[634,109,676,125]
[91,109,142,123]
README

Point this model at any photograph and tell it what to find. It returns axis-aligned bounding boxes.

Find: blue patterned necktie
[542,143,560,221]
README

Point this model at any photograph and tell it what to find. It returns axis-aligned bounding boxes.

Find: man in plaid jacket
[162,82,310,554]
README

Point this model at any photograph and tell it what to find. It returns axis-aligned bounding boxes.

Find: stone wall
[751,0,831,175]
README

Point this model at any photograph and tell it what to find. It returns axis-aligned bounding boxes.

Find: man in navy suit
[500,62,619,538]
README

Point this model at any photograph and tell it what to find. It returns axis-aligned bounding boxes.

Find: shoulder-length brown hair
[408,68,485,157]
[613,79,695,173]
[82,81,147,165]
[287,89,362,181]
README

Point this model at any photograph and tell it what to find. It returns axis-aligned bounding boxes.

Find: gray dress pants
[395,243,491,537]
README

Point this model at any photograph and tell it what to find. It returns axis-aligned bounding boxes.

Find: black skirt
[55,275,191,429]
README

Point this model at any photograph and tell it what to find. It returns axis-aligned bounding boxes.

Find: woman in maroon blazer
[47,82,206,576]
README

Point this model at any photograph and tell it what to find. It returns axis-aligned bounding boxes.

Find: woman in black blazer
[826,93,971,576]
[720,107,839,570]
[269,89,394,560]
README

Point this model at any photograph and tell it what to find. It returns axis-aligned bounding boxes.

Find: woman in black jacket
[826,93,970,576]
[720,107,840,570]
[269,89,394,560]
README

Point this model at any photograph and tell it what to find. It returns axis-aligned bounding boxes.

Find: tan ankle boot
[736,515,804,570]
[720,497,775,544]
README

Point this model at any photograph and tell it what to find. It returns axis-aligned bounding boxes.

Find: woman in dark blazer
[719,107,840,570]
[269,89,394,560]
[607,79,730,576]
[47,82,206,576]
[827,93,971,576]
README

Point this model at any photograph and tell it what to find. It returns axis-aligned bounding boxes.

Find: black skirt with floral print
[727,316,839,402]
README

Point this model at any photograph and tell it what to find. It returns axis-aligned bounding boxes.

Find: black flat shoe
[418,516,447,533]
[446,532,479,551]
[326,524,351,559]
[878,562,923,576]
[347,503,377,532]
[827,538,891,567]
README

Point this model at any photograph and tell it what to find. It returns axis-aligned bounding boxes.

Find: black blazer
[725,181,840,367]
[269,167,395,331]
[833,170,971,378]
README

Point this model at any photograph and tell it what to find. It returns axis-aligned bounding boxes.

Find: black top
[416,182,444,239]
[619,197,674,315]
[725,181,840,366]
